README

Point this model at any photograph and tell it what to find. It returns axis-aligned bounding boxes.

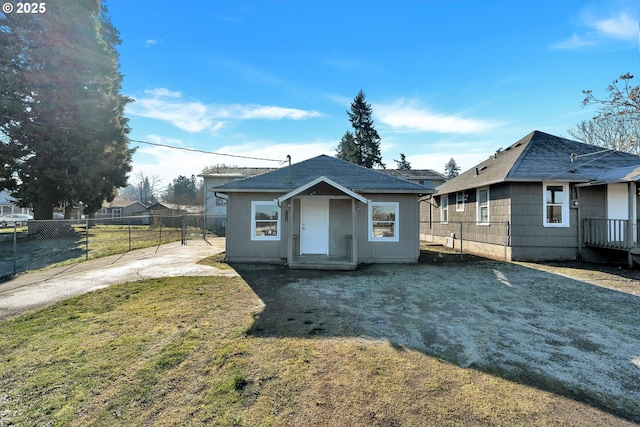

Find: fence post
[85,217,89,261]
[159,218,162,245]
[504,220,509,261]
[12,223,17,275]
[459,221,463,260]
[128,220,132,251]
[181,215,186,246]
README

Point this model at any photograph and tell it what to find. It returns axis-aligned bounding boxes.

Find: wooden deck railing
[583,218,639,250]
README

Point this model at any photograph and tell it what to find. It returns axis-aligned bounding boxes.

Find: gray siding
[357,194,420,262]
[226,192,420,264]
[225,192,287,262]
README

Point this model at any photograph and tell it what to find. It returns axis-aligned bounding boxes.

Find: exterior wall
[225,192,287,263]
[431,183,511,260]
[509,183,578,261]
[357,193,420,263]
[225,192,420,264]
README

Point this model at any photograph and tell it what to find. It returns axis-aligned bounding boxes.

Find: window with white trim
[369,202,399,242]
[543,182,569,227]
[251,201,280,240]
[441,195,448,223]
[456,192,465,212]
[112,208,122,219]
[477,188,489,224]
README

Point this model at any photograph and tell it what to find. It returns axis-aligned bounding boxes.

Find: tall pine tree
[336,90,384,168]
[0,1,134,219]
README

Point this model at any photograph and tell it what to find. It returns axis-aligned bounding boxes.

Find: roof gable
[437,131,640,194]
[213,155,432,194]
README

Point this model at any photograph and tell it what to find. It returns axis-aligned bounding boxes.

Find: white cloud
[126,88,322,133]
[554,10,639,49]
[144,39,161,47]
[375,99,498,134]
[130,137,337,188]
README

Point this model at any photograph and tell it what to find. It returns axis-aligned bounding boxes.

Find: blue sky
[107,1,640,187]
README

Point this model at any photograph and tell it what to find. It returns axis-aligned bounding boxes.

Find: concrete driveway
[0,238,229,321]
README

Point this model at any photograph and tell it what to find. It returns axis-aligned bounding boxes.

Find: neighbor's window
[251,201,280,240]
[477,188,489,224]
[112,208,122,219]
[456,192,465,212]
[369,202,399,242]
[543,182,569,227]
[441,195,449,223]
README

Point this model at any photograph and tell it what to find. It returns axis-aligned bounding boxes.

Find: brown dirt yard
[232,249,640,423]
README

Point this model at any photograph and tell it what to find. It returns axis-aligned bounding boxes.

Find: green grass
[0,275,631,426]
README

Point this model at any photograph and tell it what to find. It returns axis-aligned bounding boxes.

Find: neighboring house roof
[377,169,447,182]
[199,167,277,179]
[104,198,146,209]
[213,155,433,194]
[437,131,640,194]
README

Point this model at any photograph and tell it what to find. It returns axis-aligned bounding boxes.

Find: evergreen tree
[395,153,411,170]
[337,90,385,168]
[444,158,461,178]
[0,1,134,219]
[164,175,201,207]
[336,131,359,164]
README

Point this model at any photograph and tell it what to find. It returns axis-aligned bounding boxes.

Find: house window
[477,188,489,224]
[251,201,280,240]
[456,192,465,212]
[369,202,399,242]
[112,208,122,219]
[441,195,448,223]
[543,182,569,227]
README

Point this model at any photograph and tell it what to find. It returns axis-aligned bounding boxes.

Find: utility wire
[1,114,289,164]
[128,138,289,164]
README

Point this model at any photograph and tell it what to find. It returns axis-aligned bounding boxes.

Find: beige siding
[329,199,352,257]
[357,194,420,262]
[226,192,287,262]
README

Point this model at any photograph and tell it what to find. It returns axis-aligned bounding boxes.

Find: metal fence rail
[421,220,511,260]
[0,214,212,279]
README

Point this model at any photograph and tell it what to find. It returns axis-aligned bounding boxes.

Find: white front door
[300,198,329,254]
[607,183,636,242]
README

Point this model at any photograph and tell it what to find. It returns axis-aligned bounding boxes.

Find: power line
[128,138,289,163]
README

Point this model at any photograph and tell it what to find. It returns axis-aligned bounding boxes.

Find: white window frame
[543,182,569,227]
[477,187,490,224]
[251,201,281,241]
[456,192,465,212]
[441,195,449,224]
[368,202,399,242]
[112,208,122,219]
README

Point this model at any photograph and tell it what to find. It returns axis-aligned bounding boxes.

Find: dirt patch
[232,250,640,422]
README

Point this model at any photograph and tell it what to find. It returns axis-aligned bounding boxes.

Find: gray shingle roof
[213,155,433,194]
[437,131,640,194]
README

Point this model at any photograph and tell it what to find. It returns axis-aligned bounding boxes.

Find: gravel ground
[235,255,640,422]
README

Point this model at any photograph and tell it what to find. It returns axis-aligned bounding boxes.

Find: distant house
[199,166,277,234]
[95,198,148,224]
[0,191,32,217]
[212,155,433,270]
[430,131,640,265]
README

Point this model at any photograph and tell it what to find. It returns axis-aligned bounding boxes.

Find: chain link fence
[0,214,212,279]
[421,220,511,261]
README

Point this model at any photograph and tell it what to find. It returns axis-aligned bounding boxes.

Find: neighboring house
[199,166,277,234]
[431,130,640,265]
[213,155,434,270]
[0,191,32,217]
[95,198,149,224]
[377,168,447,189]
[377,169,448,242]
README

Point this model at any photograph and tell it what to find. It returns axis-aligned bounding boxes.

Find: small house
[213,155,433,270]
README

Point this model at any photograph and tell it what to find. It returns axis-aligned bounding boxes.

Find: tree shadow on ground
[231,253,640,422]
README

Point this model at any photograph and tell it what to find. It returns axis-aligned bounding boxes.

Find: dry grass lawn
[0,261,636,426]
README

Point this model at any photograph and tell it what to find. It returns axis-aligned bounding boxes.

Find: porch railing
[583,218,639,250]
